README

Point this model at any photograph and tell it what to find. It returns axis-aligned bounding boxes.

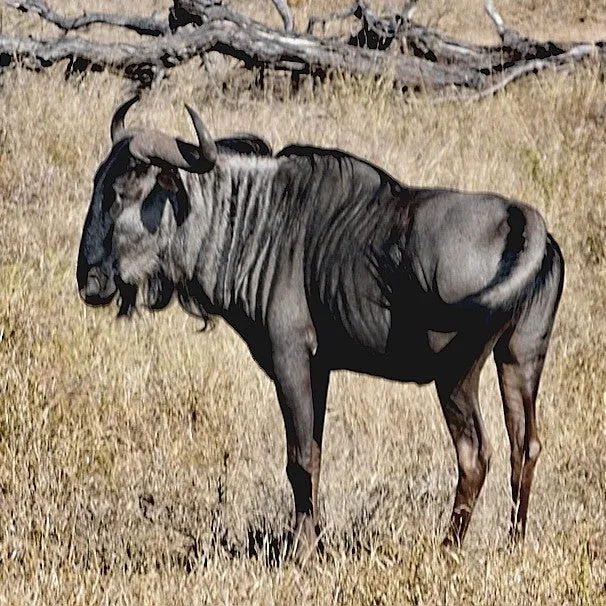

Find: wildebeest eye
[109,195,123,219]
[101,180,116,212]
[133,162,149,177]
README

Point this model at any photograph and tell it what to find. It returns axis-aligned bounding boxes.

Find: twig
[3,0,169,36]
[306,2,359,36]
[308,0,406,50]
[271,0,293,32]
[484,0,506,38]
[436,45,599,104]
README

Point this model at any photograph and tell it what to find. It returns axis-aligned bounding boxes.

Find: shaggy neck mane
[178,154,282,319]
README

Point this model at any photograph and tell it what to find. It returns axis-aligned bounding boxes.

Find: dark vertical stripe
[479,205,527,295]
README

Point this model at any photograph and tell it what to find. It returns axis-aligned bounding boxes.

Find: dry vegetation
[1,0,605,604]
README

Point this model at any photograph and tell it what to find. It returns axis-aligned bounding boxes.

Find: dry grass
[1,1,606,604]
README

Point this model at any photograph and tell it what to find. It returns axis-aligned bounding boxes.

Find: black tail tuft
[515,233,565,323]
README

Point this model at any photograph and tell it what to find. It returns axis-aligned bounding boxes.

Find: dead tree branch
[307,0,406,50]
[4,0,169,36]
[435,45,598,104]
[0,17,479,88]
[0,0,603,97]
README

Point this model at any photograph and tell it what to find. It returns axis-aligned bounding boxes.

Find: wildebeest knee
[526,437,541,464]
[457,435,492,487]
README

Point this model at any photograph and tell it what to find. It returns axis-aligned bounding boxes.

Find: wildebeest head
[76,96,219,317]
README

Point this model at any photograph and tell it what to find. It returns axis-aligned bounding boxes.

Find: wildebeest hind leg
[494,348,543,543]
[436,340,495,548]
[494,319,557,542]
[493,240,563,543]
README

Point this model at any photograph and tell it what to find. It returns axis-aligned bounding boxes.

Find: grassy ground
[0,1,605,604]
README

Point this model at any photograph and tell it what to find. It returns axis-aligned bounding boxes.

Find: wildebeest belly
[312,295,463,384]
[313,283,498,384]
[317,325,444,384]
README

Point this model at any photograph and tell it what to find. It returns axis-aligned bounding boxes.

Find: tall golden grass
[0,1,605,604]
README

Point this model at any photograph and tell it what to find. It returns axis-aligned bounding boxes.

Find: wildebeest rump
[77,97,564,554]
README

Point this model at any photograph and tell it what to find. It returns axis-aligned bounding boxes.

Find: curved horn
[110,95,139,143]
[128,104,218,174]
[185,104,217,167]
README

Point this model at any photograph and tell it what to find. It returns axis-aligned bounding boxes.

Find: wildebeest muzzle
[78,264,117,306]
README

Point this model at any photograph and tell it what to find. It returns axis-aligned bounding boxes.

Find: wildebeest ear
[169,187,190,226]
[141,170,190,233]
[158,168,190,226]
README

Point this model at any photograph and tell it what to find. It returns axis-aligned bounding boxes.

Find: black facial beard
[177,280,214,330]
[145,273,175,311]
[115,272,176,318]
[115,276,138,318]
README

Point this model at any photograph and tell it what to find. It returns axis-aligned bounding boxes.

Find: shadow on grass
[183,521,388,571]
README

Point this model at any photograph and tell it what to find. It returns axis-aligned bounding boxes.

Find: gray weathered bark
[3,0,169,35]
[0,0,603,96]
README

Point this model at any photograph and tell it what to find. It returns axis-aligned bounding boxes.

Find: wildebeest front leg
[273,339,323,557]
[310,359,329,527]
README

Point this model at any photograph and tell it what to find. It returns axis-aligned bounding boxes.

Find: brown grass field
[0,0,605,603]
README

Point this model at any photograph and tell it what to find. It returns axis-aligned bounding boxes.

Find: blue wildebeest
[77,97,564,555]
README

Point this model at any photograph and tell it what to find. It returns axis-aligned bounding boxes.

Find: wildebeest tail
[474,204,551,313]
[515,232,565,323]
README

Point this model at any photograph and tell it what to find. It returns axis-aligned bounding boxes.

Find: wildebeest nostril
[79,267,114,304]
[86,273,101,297]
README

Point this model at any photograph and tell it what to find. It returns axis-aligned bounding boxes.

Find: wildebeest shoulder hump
[276,144,402,191]
[215,134,273,157]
